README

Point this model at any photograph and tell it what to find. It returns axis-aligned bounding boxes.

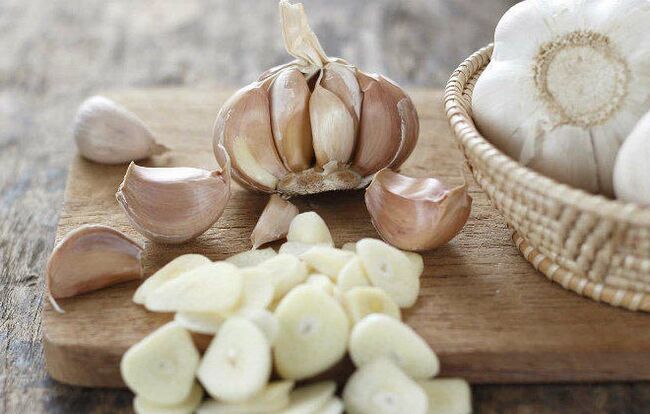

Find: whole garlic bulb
[214,0,419,196]
[472,0,650,197]
[613,111,650,205]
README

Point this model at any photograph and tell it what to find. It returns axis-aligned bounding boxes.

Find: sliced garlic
[235,308,280,345]
[239,268,276,310]
[365,169,472,251]
[418,379,472,414]
[133,254,211,305]
[134,381,203,414]
[337,258,371,292]
[270,67,314,172]
[341,242,357,252]
[342,287,402,324]
[614,111,650,205]
[145,262,242,314]
[174,311,225,336]
[46,225,143,312]
[352,72,403,176]
[299,246,355,279]
[278,241,320,257]
[310,73,356,167]
[286,211,334,246]
[306,274,337,295]
[225,247,277,268]
[73,96,168,165]
[356,238,420,308]
[279,381,337,414]
[320,397,345,414]
[120,322,200,406]
[197,317,272,403]
[339,241,424,277]
[349,314,439,379]
[197,381,294,414]
[274,285,349,380]
[116,148,231,244]
[251,195,299,249]
[343,358,428,414]
[260,253,309,300]
[214,82,289,192]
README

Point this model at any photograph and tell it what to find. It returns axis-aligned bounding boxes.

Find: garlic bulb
[365,169,471,251]
[74,96,168,164]
[613,111,650,205]
[46,225,143,313]
[214,0,418,196]
[251,194,299,249]
[116,146,231,244]
[472,0,650,197]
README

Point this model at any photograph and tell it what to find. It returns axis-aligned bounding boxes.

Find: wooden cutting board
[43,88,650,388]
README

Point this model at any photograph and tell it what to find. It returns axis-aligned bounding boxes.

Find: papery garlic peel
[472,0,650,197]
[116,145,231,244]
[46,224,143,313]
[365,169,472,251]
[214,0,418,196]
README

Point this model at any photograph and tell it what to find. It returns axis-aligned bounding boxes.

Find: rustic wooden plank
[41,88,650,389]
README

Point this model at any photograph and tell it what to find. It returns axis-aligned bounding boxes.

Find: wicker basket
[445,44,650,312]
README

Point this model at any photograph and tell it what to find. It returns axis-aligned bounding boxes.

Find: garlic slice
[46,224,143,313]
[270,68,314,172]
[365,169,472,251]
[251,195,299,249]
[214,82,288,192]
[73,96,168,164]
[310,73,356,167]
[116,147,231,244]
[352,72,403,176]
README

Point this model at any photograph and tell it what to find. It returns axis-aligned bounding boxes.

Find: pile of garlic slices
[121,212,472,414]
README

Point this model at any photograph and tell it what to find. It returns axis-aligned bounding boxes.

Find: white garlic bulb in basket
[472,0,650,197]
[214,0,419,196]
[614,111,650,206]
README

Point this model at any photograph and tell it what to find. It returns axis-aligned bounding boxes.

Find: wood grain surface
[42,88,650,390]
[3,1,650,412]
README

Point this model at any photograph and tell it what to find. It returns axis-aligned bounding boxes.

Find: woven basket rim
[444,44,650,227]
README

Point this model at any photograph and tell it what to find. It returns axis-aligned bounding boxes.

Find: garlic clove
[214,83,288,192]
[116,158,231,245]
[352,72,403,176]
[310,74,357,167]
[270,68,314,172]
[365,169,472,252]
[378,76,419,169]
[250,194,299,249]
[46,224,143,312]
[74,96,168,164]
[321,62,362,128]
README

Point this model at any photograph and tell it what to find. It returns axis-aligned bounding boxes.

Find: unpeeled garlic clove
[46,225,143,313]
[321,62,362,128]
[214,81,288,192]
[270,67,314,172]
[116,148,231,244]
[365,169,472,251]
[379,76,419,169]
[73,96,168,164]
[352,72,403,176]
[251,194,299,249]
[310,73,356,167]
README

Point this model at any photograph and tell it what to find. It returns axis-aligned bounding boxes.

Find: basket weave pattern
[445,45,650,312]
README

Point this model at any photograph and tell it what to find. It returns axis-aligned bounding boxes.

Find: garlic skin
[116,146,231,244]
[365,169,472,252]
[74,96,168,164]
[214,0,418,196]
[613,111,650,205]
[472,0,650,197]
[46,225,143,312]
[251,194,299,249]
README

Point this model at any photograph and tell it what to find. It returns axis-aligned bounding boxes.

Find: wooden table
[2,0,649,412]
